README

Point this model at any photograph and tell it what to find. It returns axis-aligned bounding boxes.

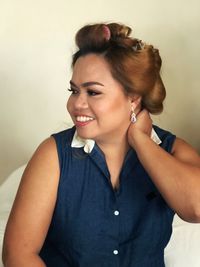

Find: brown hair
[72,23,166,114]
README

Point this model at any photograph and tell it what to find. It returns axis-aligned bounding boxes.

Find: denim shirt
[40,126,176,267]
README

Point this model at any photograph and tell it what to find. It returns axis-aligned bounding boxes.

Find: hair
[72,23,166,114]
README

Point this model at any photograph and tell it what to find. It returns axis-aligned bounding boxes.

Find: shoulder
[153,125,175,139]
[29,136,58,168]
[154,125,200,166]
[51,127,76,147]
[153,125,176,153]
[172,137,200,167]
[20,136,60,194]
[28,126,76,177]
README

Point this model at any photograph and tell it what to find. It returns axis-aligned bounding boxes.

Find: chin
[76,129,95,140]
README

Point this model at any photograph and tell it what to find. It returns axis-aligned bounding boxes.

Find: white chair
[0,165,26,267]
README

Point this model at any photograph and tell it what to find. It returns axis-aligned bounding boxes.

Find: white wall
[0,0,199,184]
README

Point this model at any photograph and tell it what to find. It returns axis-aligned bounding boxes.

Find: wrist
[128,129,149,149]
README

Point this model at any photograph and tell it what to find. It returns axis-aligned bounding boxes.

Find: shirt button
[113,250,119,255]
[114,210,119,216]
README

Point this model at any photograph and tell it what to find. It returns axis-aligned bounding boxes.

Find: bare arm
[2,137,60,266]
[128,110,200,223]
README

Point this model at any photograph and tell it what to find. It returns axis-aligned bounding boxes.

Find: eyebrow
[70,80,104,88]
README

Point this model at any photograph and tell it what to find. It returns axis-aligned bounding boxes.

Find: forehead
[72,54,114,83]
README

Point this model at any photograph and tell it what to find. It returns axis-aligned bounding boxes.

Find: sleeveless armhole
[51,127,76,171]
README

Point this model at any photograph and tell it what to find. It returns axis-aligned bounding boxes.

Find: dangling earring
[130,107,137,123]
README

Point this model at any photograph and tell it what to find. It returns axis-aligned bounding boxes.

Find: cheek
[66,98,72,114]
[100,98,130,115]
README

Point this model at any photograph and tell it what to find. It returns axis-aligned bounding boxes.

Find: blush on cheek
[98,101,118,113]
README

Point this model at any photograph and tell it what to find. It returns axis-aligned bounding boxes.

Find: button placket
[114,210,119,216]
[113,249,119,255]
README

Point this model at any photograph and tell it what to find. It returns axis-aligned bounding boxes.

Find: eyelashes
[87,90,101,96]
[68,88,78,94]
[67,88,101,96]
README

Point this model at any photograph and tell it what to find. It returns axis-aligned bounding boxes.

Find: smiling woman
[2,22,200,267]
[67,53,132,143]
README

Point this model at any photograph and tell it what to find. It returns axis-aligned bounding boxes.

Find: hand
[128,109,152,148]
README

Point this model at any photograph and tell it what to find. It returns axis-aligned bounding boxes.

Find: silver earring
[131,108,137,123]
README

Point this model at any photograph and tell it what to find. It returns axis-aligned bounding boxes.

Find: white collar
[71,131,95,153]
[71,128,162,154]
[151,128,162,145]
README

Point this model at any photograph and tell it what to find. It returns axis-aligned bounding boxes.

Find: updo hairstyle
[72,23,166,114]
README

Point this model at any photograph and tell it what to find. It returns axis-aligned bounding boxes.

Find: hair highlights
[72,23,166,114]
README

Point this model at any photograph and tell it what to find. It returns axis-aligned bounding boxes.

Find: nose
[74,93,88,110]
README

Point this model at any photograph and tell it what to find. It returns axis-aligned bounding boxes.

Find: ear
[130,95,142,113]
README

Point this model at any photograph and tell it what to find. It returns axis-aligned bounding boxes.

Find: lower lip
[75,120,94,127]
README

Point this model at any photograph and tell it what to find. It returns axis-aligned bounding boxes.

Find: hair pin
[102,25,111,41]
[132,40,145,51]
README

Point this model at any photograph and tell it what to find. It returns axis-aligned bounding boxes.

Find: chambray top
[40,126,176,267]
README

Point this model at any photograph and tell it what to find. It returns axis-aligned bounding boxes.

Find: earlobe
[130,96,142,113]
[130,107,137,123]
[130,96,142,123]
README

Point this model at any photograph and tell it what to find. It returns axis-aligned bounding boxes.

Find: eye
[68,88,78,95]
[87,89,101,96]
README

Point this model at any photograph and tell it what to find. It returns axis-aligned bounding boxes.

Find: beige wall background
[0,0,199,184]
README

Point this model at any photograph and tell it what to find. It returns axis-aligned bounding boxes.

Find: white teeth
[76,116,94,122]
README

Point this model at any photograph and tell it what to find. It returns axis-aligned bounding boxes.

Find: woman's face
[67,53,133,143]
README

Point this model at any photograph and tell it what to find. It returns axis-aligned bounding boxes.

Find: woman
[3,22,200,267]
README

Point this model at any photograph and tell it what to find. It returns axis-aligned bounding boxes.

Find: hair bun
[75,24,110,51]
[107,23,131,39]
[75,23,136,51]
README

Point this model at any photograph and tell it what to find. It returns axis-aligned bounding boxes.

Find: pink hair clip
[102,25,111,41]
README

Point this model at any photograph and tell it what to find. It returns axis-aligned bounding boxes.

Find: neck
[96,134,130,160]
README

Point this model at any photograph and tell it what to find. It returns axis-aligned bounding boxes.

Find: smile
[76,116,94,122]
